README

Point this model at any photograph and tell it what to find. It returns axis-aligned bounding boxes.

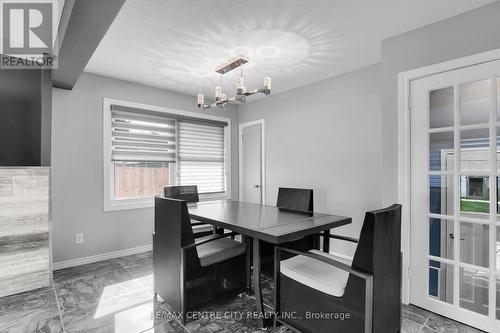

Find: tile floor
[0,251,487,333]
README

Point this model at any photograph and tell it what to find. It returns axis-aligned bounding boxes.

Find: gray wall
[51,72,239,263]
[381,1,500,204]
[238,64,382,256]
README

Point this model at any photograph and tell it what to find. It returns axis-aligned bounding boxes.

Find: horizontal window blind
[178,122,226,193]
[111,109,176,162]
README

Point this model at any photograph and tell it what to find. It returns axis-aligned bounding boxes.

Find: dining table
[188,200,352,328]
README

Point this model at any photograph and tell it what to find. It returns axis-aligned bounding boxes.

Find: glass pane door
[410,59,500,332]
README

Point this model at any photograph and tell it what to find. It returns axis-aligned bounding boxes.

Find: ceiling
[85,0,496,99]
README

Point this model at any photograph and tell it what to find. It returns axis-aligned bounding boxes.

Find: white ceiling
[85,0,496,99]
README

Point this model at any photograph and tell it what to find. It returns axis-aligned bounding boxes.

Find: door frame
[398,48,500,305]
[239,119,266,204]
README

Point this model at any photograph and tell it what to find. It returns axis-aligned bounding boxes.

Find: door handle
[254,185,260,188]
[449,233,465,241]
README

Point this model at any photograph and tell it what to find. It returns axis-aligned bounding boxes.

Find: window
[110,109,176,202]
[103,99,230,211]
[460,176,489,214]
[178,121,226,194]
[467,177,486,198]
[114,162,171,199]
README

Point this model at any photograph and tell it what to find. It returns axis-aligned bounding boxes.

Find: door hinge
[408,266,412,279]
[408,94,412,111]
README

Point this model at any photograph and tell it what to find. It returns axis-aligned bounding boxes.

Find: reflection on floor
[0,251,487,332]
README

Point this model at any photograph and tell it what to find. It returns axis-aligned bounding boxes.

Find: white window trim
[103,97,232,211]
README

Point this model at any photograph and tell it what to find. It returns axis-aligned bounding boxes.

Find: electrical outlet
[75,233,84,244]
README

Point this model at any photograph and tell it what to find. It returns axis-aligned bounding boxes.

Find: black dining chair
[153,197,249,324]
[276,187,314,212]
[164,185,214,238]
[276,187,317,251]
[260,188,316,273]
[274,204,402,333]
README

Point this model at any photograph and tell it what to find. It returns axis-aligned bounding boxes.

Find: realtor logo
[1,0,58,68]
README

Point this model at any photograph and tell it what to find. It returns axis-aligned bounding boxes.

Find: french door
[410,59,500,332]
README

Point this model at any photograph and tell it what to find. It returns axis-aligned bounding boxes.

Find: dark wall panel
[0,60,45,166]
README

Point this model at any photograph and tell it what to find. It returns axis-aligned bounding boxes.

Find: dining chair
[276,187,314,212]
[164,185,214,238]
[274,204,402,333]
[153,197,249,324]
[276,187,317,251]
[260,188,316,273]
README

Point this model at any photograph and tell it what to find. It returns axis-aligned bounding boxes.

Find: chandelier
[197,55,272,110]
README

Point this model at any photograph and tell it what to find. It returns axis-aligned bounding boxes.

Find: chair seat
[280,250,352,297]
[196,237,246,267]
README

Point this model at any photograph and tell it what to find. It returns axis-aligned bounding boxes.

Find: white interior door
[410,59,500,332]
[240,121,264,204]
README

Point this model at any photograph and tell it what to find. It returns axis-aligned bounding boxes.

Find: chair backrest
[276,187,313,212]
[154,196,199,265]
[164,185,199,203]
[348,204,402,333]
[153,196,200,312]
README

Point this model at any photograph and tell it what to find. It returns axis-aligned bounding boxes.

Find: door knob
[449,233,465,241]
[254,185,260,188]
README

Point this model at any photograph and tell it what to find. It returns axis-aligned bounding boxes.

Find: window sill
[104,193,230,212]
[104,197,154,212]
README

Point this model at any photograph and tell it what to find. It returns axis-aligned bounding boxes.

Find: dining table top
[188,200,351,244]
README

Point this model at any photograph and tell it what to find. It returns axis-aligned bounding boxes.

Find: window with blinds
[178,121,226,194]
[110,106,177,200]
[107,102,229,202]
[111,107,176,162]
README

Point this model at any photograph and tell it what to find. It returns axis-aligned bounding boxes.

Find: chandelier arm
[243,86,271,96]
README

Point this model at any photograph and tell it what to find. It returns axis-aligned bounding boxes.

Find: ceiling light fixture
[197,55,271,110]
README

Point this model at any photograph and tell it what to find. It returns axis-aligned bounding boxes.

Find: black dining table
[188,200,352,328]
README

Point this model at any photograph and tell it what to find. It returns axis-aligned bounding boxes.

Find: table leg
[323,229,330,253]
[245,236,251,289]
[313,233,321,250]
[252,237,266,329]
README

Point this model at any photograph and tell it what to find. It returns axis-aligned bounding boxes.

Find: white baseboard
[52,245,352,271]
[52,244,152,270]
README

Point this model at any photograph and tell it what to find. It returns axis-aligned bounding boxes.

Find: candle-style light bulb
[262,77,272,95]
[215,86,222,101]
[264,77,272,90]
[197,94,204,108]
[236,76,246,95]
